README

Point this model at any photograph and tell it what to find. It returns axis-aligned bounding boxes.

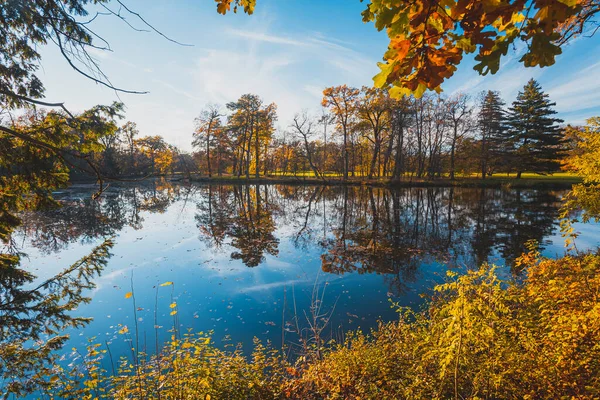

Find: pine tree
[507,79,564,178]
[478,90,508,178]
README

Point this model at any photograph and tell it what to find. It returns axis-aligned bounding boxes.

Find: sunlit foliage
[560,117,600,245]
[364,0,600,96]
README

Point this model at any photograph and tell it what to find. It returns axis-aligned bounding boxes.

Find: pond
[16,180,600,362]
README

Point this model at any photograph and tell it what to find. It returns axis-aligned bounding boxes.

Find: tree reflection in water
[16,180,184,253]
[18,182,563,293]
[193,183,562,292]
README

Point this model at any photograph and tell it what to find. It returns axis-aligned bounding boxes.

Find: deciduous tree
[193,105,223,177]
[322,85,360,180]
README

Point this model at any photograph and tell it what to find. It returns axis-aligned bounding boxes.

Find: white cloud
[190,47,303,124]
[152,78,201,100]
[303,84,324,100]
[225,28,308,47]
[547,60,600,114]
[185,28,377,136]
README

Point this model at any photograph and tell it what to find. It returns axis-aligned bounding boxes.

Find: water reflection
[19,182,563,280]
[13,180,588,360]
[196,185,280,267]
[194,184,562,278]
[18,181,182,253]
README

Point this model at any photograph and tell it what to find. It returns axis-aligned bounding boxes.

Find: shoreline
[188,175,581,189]
[69,174,582,189]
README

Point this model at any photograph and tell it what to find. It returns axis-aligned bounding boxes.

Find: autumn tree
[445,93,474,180]
[322,85,360,179]
[226,94,276,178]
[389,96,414,181]
[98,121,123,176]
[256,102,277,177]
[136,135,171,175]
[507,79,564,178]
[119,122,139,175]
[318,108,336,173]
[357,86,392,179]
[193,104,222,177]
[560,117,600,241]
[291,112,321,179]
[365,0,600,96]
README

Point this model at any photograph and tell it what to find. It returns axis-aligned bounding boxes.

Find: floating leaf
[160,281,174,287]
[124,292,133,299]
[118,326,129,334]
[170,302,177,309]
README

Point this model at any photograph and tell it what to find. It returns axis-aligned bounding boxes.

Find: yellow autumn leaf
[169,302,177,308]
[557,0,578,7]
[160,281,173,287]
[124,292,133,299]
[170,310,177,316]
[118,326,129,334]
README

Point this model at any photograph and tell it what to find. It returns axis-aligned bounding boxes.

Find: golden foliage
[560,117,600,246]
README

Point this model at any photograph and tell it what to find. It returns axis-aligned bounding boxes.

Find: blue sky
[39,0,600,151]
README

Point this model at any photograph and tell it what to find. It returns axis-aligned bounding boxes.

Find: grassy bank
[52,249,600,399]
[188,172,582,189]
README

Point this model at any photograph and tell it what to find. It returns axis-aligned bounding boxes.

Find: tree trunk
[450,126,457,180]
[481,135,487,180]
[392,126,404,181]
[368,142,380,179]
[255,127,260,179]
[206,134,212,178]
[303,137,321,179]
[343,126,349,180]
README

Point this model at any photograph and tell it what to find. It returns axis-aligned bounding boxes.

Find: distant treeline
[188,79,566,180]
[3,78,574,182]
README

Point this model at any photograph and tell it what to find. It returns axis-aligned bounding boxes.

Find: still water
[16,180,600,360]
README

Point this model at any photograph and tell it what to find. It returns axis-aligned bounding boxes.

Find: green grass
[487,172,581,180]
[187,171,582,189]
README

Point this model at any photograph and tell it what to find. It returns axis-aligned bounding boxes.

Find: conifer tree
[478,90,508,178]
[507,79,564,178]
[478,90,511,179]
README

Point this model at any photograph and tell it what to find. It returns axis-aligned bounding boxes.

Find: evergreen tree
[478,90,508,178]
[507,79,564,178]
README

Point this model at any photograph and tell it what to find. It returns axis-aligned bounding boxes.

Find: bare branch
[115,0,193,47]
[0,90,75,119]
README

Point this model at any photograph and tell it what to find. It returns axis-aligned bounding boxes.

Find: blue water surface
[16,181,600,364]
